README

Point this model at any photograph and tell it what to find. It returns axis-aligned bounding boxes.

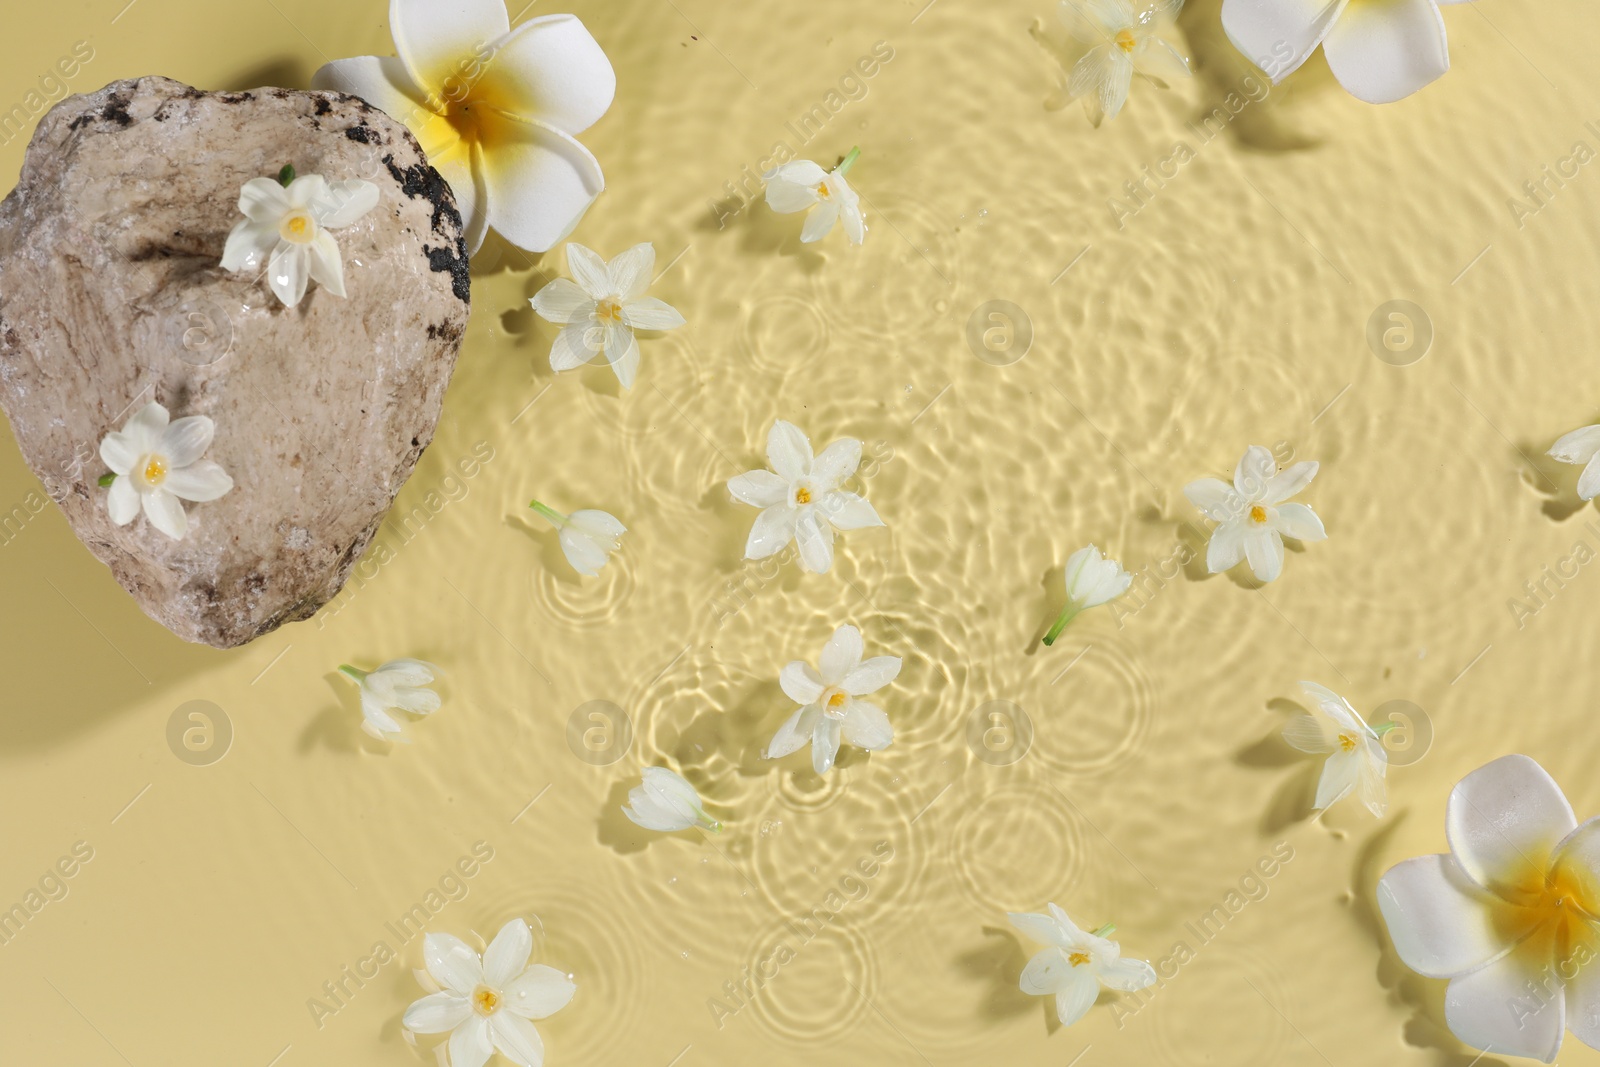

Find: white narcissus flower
[528,501,624,577]
[622,767,721,833]
[1060,0,1191,123]
[313,1,614,254]
[1043,543,1133,645]
[766,624,900,776]
[1549,423,1600,500]
[1222,0,1471,105]
[402,918,575,1067]
[98,402,233,541]
[1007,904,1157,1026]
[220,171,380,308]
[1377,754,1600,1062]
[529,243,685,389]
[762,149,865,245]
[1282,681,1388,817]
[727,421,883,575]
[338,659,441,741]
[1183,445,1326,583]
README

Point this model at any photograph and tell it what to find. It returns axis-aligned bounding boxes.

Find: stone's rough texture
[0,77,470,647]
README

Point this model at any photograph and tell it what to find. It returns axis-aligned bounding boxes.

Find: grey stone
[0,76,470,647]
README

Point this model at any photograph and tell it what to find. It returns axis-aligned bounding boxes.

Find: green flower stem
[1092,923,1116,938]
[837,146,861,175]
[1042,603,1082,646]
[337,664,368,683]
[97,472,116,487]
[1372,720,1400,736]
[528,500,568,527]
[278,163,296,187]
[697,810,723,833]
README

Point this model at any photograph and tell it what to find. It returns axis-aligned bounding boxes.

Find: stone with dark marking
[0,76,470,647]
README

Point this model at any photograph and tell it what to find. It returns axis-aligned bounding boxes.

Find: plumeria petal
[389,0,510,101]
[433,151,487,252]
[779,661,825,705]
[1376,854,1518,980]
[1220,0,1346,82]
[477,111,604,254]
[402,991,472,1034]
[483,919,533,989]
[476,13,615,133]
[728,470,788,508]
[504,964,577,1020]
[745,505,797,560]
[312,55,430,127]
[1446,754,1576,899]
[1444,935,1566,1063]
[820,625,864,685]
[1322,0,1450,105]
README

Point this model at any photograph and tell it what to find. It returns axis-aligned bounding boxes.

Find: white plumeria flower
[338,659,441,741]
[765,624,899,776]
[314,2,614,253]
[529,243,685,389]
[1061,0,1191,123]
[762,148,865,245]
[727,421,883,575]
[1043,543,1133,645]
[528,500,624,577]
[1222,0,1470,105]
[622,767,721,833]
[98,402,233,541]
[1183,445,1326,583]
[1377,754,1600,1062]
[402,918,575,1067]
[220,170,379,308]
[1282,681,1388,817]
[1007,904,1157,1026]
[1549,423,1600,500]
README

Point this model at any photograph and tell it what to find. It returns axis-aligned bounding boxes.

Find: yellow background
[2,0,1598,1064]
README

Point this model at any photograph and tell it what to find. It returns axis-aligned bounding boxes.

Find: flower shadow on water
[218,57,311,94]
[506,512,588,587]
[696,193,827,272]
[1174,0,1325,153]
[957,926,1040,1024]
[596,776,705,856]
[1517,435,1589,523]
[1352,817,1515,1066]
[1235,697,1321,834]
[469,230,547,281]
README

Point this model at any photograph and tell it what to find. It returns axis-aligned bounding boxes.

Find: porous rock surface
[0,77,470,647]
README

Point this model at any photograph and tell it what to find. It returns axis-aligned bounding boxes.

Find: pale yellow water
[3,0,1600,1064]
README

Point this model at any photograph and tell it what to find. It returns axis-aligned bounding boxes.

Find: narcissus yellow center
[472,987,500,1015]
[1068,950,1091,966]
[795,487,812,505]
[279,209,317,245]
[827,691,848,710]
[1115,29,1138,53]
[1249,505,1267,524]
[1337,733,1357,752]
[596,298,623,323]
[141,456,168,487]
[815,181,832,200]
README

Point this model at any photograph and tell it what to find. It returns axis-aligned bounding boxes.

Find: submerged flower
[1042,543,1132,645]
[338,659,441,741]
[98,402,233,541]
[1060,0,1191,123]
[762,147,864,245]
[313,2,615,253]
[766,624,899,776]
[1282,681,1388,817]
[727,421,883,575]
[1007,904,1157,1025]
[403,918,575,1067]
[1221,0,1469,104]
[1377,754,1600,1062]
[1549,423,1600,500]
[529,243,685,389]
[221,170,379,307]
[1183,445,1325,583]
[622,767,721,833]
[528,500,624,577]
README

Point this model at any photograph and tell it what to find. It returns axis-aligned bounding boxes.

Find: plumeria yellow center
[596,298,624,323]
[141,455,168,487]
[1249,505,1267,524]
[1337,733,1357,752]
[795,487,813,505]
[279,209,317,245]
[1114,29,1138,53]
[1068,950,1091,966]
[472,986,500,1015]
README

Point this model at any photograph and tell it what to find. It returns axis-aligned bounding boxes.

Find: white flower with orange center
[313,0,614,254]
[528,242,685,389]
[1282,681,1390,817]
[1060,0,1191,123]
[1007,903,1157,1025]
[1378,754,1600,1062]
[727,420,884,574]
[766,624,900,776]
[1183,444,1325,582]
[220,168,380,307]
[403,918,575,1067]
[762,147,865,245]
[98,401,233,541]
